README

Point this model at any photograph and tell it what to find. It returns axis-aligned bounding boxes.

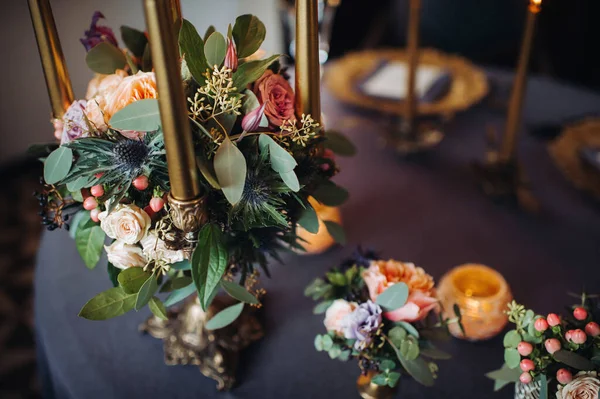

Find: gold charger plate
[548,118,600,200]
[324,48,489,117]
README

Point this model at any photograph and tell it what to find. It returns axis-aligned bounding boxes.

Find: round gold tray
[548,118,600,200]
[325,48,489,117]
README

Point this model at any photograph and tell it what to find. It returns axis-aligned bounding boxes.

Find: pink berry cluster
[80,174,165,223]
[517,307,600,385]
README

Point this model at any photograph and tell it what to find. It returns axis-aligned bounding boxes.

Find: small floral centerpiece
[487,294,600,399]
[33,12,353,327]
[305,250,462,391]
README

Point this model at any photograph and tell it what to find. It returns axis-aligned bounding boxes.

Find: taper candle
[404,0,421,133]
[499,0,542,163]
[28,0,74,120]
[295,0,322,126]
[143,0,200,202]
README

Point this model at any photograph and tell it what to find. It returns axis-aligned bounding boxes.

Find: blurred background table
[35,69,600,399]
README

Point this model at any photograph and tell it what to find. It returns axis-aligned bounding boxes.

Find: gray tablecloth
[35,70,600,399]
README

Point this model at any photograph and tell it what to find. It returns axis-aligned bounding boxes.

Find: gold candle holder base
[387,120,444,156]
[357,371,398,399]
[139,295,263,390]
[438,264,512,341]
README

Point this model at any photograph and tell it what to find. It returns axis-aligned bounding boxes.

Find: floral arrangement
[32,13,353,326]
[305,249,462,388]
[487,294,600,399]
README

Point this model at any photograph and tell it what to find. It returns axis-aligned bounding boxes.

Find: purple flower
[241,102,267,132]
[59,100,91,144]
[340,300,382,349]
[80,12,118,52]
[224,38,238,72]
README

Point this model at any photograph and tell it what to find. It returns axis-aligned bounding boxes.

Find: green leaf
[371,373,389,386]
[258,133,297,173]
[232,54,280,90]
[321,334,334,351]
[135,274,158,310]
[388,326,407,347]
[118,267,152,294]
[312,181,349,207]
[326,271,346,286]
[554,350,595,370]
[338,350,351,361]
[75,220,105,269]
[179,19,209,84]
[504,348,521,369]
[328,345,342,359]
[221,280,259,304]
[325,131,356,156]
[142,43,152,72]
[109,99,161,132]
[376,282,409,311]
[420,346,451,360]
[44,147,72,184]
[69,211,89,239]
[204,32,227,68]
[107,262,120,287]
[494,379,512,392]
[78,287,136,320]
[395,321,420,338]
[522,310,535,328]
[503,330,522,348]
[191,224,228,309]
[121,26,148,57]
[323,221,346,244]
[203,25,216,42]
[159,276,193,293]
[171,260,191,271]
[387,372,401,388]
[205,302,244,330]
[539,374,548,399]
[279,170,300,192]
[313,301,333,315]
[388,337,435,387]
[380,359,396,371]
[66,175,93,192]
[148,297,168,321]
[197,156,221,189]
[164,283,196,307]
[399,336,420,361]
[214,137,247,205]
[85,42,127,74]
[232,14,266,58]
[314,335,324,351]
[298,205,319,234]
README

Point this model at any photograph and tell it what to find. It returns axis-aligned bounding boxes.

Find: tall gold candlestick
[295,0,322,126]
[499,0,542,163]
[28,0,74,120]
[404,0,421,133]
[143,0,204,233]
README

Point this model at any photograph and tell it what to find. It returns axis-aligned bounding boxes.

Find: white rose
[105,240,146,270]
[98,204,151,244]
[324,299,356,335]
[557,372,600,399]
[140,231,186,264]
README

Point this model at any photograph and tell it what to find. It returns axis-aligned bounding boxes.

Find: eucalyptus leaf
[388,326,407,346]
[419,346,451,360]
[214,138,247,205]
[109,99,161,132]
[395,321,420,338]
[242,89,261,113]
[328,346,342,359]
[148,297,168,321]
[75,219,105,270]
[400,336,420,361]
[388,337,435,387]
[376,282,409,311]
[312,181,349,207]
[204,32,227,68]
[258,133,297,173]
[221,280,259,304]
[321,334,333,351]
[135,274,158,310]
[85,42,127,74]
[298,205,319,234]
[44,147,73,184]
[371,373,389,386]
[164,283,196,307]
[118,267,151,294]
[323,221,346,244]
[69,211,89,239]
[314,335,324,351]
[191,224,228,309]
[503,330,522,348]
[494,379,513,392]
[179,19,209,84]
[232,14,266,58]
[313,301,333,315]
[380,360,396,371]
[279,170,300,192]
[66,175,93,192]
[504,348,521,369]
[78,287,136,320]
[325,131,356,156]
[121,26,148,57]
[232,54,280,90]
[205,302,244,330]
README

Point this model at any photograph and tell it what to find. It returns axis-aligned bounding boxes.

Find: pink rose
[362,260,438,322]
[324,299,356,335]
[253,70,295,128]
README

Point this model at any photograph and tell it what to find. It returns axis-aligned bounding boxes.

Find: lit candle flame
[530,0,542,12]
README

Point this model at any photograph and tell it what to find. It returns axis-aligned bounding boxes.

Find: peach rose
[98,204,151,244]
[363,260,438,322]
[557,372,600,399]
[85,70,128,100]
[253,70,295,128]
[105,240,146,270]
[84,98,108,132]
[103,71,158,121]
[324,299,357,335]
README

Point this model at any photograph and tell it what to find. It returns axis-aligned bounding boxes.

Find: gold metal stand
[140,295,263,390]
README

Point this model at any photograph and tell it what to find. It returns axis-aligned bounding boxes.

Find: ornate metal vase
[514,380,542,399]
[357,371,399,399]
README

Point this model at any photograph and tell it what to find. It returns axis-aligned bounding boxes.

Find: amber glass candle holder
[438,264,512,341]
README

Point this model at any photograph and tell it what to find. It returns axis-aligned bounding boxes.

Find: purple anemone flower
[80,12,118,52]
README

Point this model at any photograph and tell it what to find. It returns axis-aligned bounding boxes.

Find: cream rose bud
[557,371,600,399]
[105,240,146,270]
[324,299,356,335]
[98,204,151,244]
[140,231,186,264]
